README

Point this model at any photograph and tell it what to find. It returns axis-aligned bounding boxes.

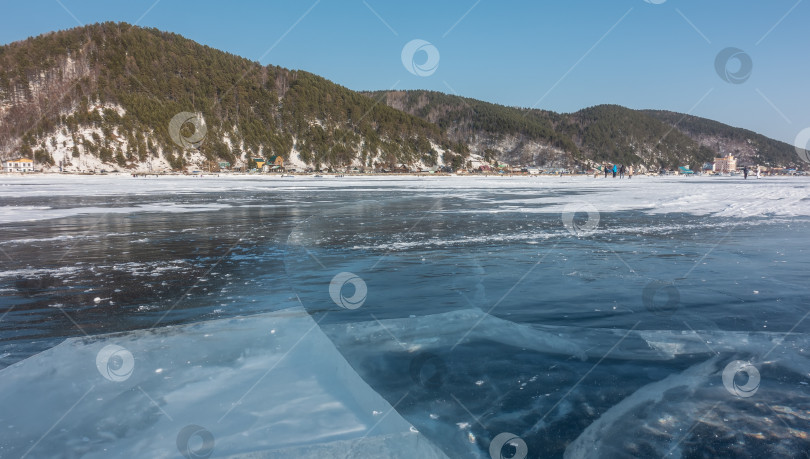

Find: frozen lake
[0,174,809,458]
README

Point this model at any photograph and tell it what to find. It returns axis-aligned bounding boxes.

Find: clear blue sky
[1,0,807,144]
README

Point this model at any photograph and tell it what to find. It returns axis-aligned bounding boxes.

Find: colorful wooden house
[268,155,284,169]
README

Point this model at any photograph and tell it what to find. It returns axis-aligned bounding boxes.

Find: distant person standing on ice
[612,164,617,178]
[628,165,633,179]
[604,165,609,178]
[619,164,625,179]
[756,165,761,179]
[743,166,748,179]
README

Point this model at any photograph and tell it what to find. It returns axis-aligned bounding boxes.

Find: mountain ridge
[0,22,804,173]
[0,22,457,172]
[363,89,803,170]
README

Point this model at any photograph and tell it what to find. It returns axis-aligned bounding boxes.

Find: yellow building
[712,154,737,173]
[254,156,283,171]
[4,158,34,173]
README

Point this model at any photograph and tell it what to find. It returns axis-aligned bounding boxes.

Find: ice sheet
[564,355,810,458]
[1,175,809,224]
[0,202,231,224]
[324,308,810,363]
[563,357,721,459]
[315,309,810,457]
[0,306,448,458]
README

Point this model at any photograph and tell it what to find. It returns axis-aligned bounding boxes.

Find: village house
[268,155,284,169]
[260,155,284,172]
[4,158,34,173]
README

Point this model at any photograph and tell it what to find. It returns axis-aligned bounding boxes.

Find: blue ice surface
[0,306,450,458]
[1,177,809,458]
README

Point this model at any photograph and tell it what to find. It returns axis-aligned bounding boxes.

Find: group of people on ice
[742,165,762,179]
[599,164,633,179]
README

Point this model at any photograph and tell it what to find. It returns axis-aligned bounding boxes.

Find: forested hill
[643,110,801,168]
[0,22,456,171]
[0,23,802,172]
[365,90,802,170]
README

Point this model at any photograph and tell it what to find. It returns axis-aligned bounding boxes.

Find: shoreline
[1,171,805,180]
[1,174,809,225]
